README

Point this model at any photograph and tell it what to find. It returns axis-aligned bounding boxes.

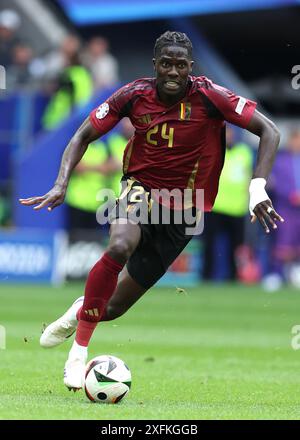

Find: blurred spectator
[202,126,253,281]
[42,40,93,130]
[82,37,119,90]
[6,43,42,91]
[65,140,119,230]
[106,118,135,196]
[263,130,300,288]
[65,118,134,231]
[42,34,82,81]
[0,9,21,67]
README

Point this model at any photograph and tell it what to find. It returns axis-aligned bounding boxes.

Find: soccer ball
[84,355,131,404]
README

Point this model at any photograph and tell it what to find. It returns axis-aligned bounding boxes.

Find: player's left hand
[251,199,284,234]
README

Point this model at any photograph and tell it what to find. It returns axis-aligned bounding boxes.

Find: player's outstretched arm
[246,110,284,233]
[19,118,100,211]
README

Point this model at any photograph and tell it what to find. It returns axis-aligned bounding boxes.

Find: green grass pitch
[1,282,300,420]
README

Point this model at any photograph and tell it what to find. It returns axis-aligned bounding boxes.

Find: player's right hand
[19,184,66,211]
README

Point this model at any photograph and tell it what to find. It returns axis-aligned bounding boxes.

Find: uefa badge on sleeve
[96,102,109,119]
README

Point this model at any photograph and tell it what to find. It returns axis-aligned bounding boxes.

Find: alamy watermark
[291,65,300,90]
[0,325,6,349]
[0,65,6,90]
[95,187,205,236]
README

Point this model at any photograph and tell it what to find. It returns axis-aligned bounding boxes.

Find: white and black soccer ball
[84,355,131,404]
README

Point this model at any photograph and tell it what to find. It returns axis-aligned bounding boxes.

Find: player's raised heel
[63,357,86,390]
[40,296,84,348]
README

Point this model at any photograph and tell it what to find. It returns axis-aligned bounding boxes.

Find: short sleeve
[90,82,134,135]
[200,82,257,128]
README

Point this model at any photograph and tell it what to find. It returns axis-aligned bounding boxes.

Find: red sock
[75,253,124,347]
[76,306,108,322]
[75,321,98,346]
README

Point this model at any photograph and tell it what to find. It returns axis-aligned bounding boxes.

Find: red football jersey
[90,76,256,211]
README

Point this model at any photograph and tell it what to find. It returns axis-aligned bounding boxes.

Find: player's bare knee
[107,239,135,262]
[104,303,125,321]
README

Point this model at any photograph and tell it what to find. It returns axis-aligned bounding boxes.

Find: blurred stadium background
[1,0,300,420]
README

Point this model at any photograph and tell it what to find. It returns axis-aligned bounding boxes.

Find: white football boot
[64,341,88,390]
[40,296,84,348]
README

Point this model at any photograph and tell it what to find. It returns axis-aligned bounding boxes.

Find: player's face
[153,45,193,102]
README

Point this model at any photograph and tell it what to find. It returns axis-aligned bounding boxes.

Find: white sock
[68,340,88,361]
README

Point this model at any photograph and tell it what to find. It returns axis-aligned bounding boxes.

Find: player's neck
[156,86,187,107]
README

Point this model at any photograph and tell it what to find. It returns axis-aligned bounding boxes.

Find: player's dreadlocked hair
[154,31,193,59]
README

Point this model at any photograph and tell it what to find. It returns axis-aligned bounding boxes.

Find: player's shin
[73,252,125,349]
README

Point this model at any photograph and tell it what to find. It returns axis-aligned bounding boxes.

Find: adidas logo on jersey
[138,114,151,124]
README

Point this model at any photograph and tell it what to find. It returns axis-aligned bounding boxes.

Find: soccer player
[19,31,284,390]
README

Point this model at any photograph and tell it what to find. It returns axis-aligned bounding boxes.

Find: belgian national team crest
[179,102,191,121]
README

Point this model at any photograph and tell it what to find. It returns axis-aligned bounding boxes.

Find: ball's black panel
[114,391,127,404]
[94,370,118,383]
[124,381,131,389]
[85,360,106,379]
[97,392,107,400]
